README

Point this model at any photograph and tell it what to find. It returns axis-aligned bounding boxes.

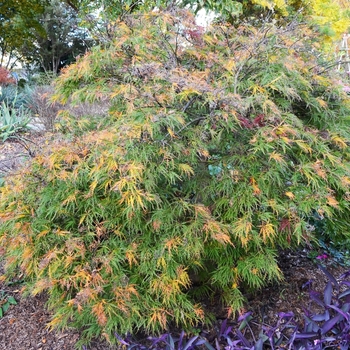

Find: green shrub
[1,9,350,346]
[0,86,19,108]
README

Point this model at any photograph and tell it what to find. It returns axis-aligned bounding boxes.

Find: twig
[182,96,197,113]
[8,135,39,157]
[160,116,206,143]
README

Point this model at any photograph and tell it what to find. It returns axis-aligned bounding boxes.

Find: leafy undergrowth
[111,266,350,350]
[0,289,17,318]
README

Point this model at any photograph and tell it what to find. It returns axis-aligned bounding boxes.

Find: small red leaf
[279,218,291,232]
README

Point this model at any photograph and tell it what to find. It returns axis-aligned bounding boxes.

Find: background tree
[63,0,349,47]
[1,0,347,71]
[181,0,350,41]
[0,0,46,68]
[0,0,91,72]
[22,0,92,73]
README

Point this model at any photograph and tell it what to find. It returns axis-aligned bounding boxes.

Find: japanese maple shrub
[1,8,350,345]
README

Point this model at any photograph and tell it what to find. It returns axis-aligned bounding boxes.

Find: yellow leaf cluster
[164,237,182,254]
[178,163,194,177]
[203,220,233,245]
[331,135,348,149]
[285,191,295,199]
[125,243,139,267]
[232,217,253,247]
[312,160,327,179]
[269,152,286,164]
[259,222,276,243]
[150,268,190,302]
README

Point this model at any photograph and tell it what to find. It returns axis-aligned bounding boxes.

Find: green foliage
[72,0,350,42]
[0,93,31,141]
[27,0,92,73]
[0,86,17,106]
[307,211,350,267]
[1,0,90,72]
[0,0,46,69]
[181,0,350,41]
[1,8,350,346]
[0,290,17,318]
[0,85,32,109]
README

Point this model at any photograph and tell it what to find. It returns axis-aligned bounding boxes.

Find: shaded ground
[0,133,348,349]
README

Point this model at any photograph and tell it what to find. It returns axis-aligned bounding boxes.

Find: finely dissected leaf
[92,301,108,326]
[259,222,276,243]
[331,135,347,149]
[1,6,350,345]
[178,163,194,177]
[269,152,286,164]
[285,192,295,199]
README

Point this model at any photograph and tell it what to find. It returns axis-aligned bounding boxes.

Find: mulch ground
[0,133,348,349]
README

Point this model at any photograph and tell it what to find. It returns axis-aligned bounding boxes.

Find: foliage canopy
[0,0,46,68]
[66,0,350,42]
[27,0,91,73]
[1,8,350,346]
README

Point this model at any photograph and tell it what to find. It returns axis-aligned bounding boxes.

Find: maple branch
[152,93,164,108]
[8,135,38,157]
[320,60,350,74]
[182,96,197,113]
[160,116,206,143]
[64,0,79,13]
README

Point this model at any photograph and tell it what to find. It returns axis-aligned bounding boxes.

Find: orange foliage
[0,67,15,86]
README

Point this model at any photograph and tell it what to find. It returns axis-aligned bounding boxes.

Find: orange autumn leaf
[250,177,261,195]
[327,196,339,208]
[92,301,107,326]
[285,192,295,199]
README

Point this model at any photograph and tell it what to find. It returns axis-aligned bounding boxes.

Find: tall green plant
[0,97,31,141]
[1,8,350,347]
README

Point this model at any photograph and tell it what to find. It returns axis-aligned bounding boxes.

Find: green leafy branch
[0,290,17,318]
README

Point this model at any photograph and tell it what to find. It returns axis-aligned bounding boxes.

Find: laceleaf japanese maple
[1,8,350,347]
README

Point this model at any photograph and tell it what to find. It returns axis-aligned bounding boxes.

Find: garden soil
[0,133,348,349]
